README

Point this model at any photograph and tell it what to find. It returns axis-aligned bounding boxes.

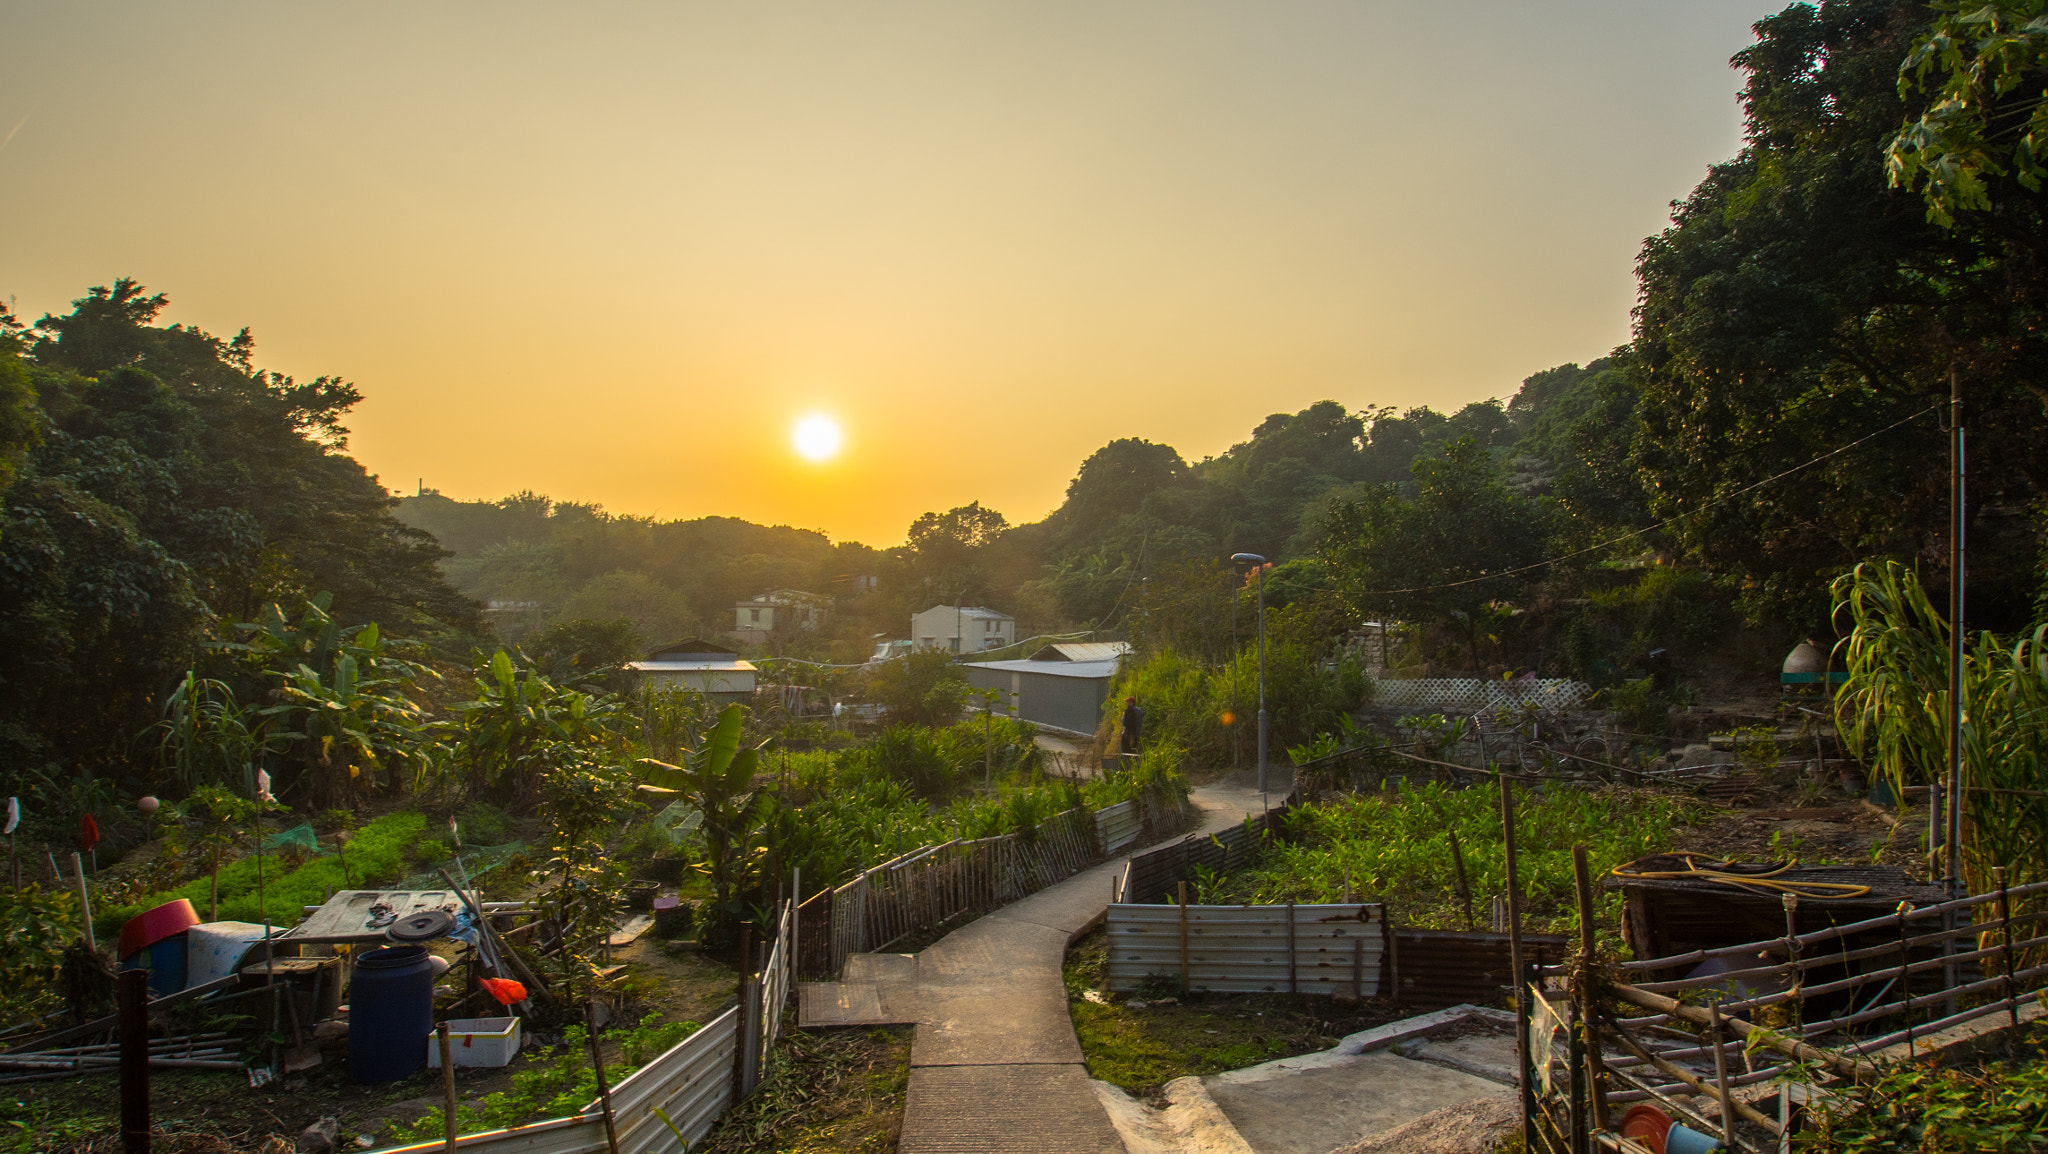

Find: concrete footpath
[798,782,1267,1154]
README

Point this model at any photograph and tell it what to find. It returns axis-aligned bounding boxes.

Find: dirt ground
[693,1025,913,1153]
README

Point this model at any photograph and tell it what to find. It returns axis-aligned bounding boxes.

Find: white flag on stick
[3,797,17,835]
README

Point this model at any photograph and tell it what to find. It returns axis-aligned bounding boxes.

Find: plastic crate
[425,1016,521,1068]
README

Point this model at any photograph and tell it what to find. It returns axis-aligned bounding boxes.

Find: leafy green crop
[384,1014,700,1142]
[1214,781,1705,939]
[98,811,428,935]
[1800,1020,2048,1153]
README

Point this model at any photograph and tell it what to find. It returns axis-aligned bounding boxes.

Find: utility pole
[1946,364,1965,900]
[1232,553,1269,814]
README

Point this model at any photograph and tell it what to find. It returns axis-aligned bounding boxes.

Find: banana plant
[449,649,624,803]
[638,704,769,942]
[258,621,434,807]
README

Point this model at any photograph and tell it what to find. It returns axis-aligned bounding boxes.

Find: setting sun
[792,413,844,462]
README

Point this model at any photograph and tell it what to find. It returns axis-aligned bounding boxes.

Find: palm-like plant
[258,622,435,807]
[639,704,769,942]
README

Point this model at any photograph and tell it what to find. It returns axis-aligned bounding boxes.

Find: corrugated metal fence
[1095,799,1143,854]
[799,793,1197,978]
[372,902,793,1154]
[1106,902,1386,996]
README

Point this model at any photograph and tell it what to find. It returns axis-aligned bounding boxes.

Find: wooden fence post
[1286,900,1298,995]
[438,1023,457,1152]
[1708,1002,1733,1147]
[1178,881,1190,997]
[1570,845,1609,1134]
[119,968,149,1154]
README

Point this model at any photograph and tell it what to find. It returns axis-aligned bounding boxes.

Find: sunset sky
[2,2,1784,545]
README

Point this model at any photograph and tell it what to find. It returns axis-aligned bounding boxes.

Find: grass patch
[693,1025,912,1153]
[1063,929,1401,1102]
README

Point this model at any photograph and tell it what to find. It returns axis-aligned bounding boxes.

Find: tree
[1319,438,1548,669]
[1633,0,2048,631]
[1,281,480,798]
[868,650,969,728]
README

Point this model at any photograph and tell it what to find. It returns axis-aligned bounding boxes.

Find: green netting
[263,823,331,855]
[396,841,525,891]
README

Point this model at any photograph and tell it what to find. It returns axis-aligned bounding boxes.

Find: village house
[911,604,1014,653]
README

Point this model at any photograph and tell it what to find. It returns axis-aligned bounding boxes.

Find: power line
[1348,404,1942,597]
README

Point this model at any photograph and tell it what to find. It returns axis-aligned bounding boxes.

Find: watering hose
[1611,854,1873,899]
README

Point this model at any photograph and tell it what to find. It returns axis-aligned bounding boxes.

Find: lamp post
[1231,553,1269,814]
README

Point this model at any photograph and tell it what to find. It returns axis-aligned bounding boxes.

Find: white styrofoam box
[425,1016,521,1068]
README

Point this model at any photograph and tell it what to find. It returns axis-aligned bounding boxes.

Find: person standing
[1119,696,1143,770]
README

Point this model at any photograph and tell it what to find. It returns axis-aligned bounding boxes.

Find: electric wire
[1350,404,1942,597]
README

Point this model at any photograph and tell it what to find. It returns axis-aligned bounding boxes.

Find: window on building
[749,608,762,624]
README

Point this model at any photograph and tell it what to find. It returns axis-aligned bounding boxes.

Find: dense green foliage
[0,282,480,849]
[1207,783,1705,940]
[1634,0,2048,632]
[1799,1021,2048,1152]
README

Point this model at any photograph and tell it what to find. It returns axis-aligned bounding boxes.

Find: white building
[626,639,757,703]
[911,605,1014,654]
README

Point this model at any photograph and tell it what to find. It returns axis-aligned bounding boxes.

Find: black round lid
[386,908,456,943]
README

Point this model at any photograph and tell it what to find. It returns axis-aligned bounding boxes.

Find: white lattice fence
[1369,677,1591,714]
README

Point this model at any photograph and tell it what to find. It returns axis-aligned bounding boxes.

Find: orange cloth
[479,977,527,1006]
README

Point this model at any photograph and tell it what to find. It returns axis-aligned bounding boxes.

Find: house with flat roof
[626,639,757,703]
[731,589,829,648]
[962,641,1129,735]
[911,605,1014,654]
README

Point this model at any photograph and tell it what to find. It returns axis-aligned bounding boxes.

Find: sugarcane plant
[1833,561,2048,898]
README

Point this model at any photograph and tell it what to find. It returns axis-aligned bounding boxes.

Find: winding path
[797,781,1268,1154]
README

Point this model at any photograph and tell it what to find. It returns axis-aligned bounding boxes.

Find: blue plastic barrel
[120,935,189,997]
[348,945,435,1083]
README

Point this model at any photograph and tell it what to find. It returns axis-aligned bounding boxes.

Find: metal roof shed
[964,655,1121,736]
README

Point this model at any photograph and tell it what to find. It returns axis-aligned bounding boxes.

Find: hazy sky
[1,2,1784,545]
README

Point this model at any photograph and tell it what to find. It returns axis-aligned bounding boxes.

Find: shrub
[454,801,515,846]
[0,884,81,1023]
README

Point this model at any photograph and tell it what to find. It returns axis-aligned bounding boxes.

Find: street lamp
[1231,552,1269,814]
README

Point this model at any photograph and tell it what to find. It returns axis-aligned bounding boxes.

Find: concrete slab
[911,982,1087,1066]
[1330,1096,1518,1154]
[796,981,917,1026]
[901,1064,1125,1154]
[1205,1051,1509,1154]
[844,952,919,983]
[1406,1031,1517,1086]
